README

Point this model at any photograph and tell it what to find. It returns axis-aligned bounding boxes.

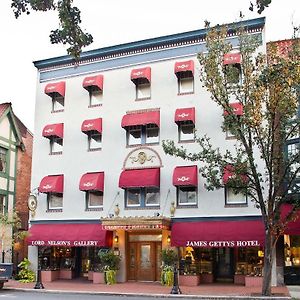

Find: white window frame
[89,87,103,106]
[50,137,63,154]
[225,187,247,205]
[178,77,194,94]
[52,95,64,112]
[178,122,195,142]
[136,83,151,100]
[86,191,103,209]
[88,131,102,150]
[47,193,63,210]
[177,186,197,206]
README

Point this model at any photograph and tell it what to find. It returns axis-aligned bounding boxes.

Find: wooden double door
[128,241,161,281]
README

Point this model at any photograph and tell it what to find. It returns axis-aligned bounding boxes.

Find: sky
[0,0,299,132]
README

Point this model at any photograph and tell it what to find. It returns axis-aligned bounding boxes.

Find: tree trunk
[262,229,274,296]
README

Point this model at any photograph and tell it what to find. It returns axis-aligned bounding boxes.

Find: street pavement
[287,285,300,299]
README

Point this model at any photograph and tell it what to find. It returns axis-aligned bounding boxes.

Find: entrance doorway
[213,248,234,282]
[128,241,161,281]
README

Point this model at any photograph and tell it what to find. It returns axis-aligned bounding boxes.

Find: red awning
[79,172,104,192]
[171,219,265,247]
[223,165,248,185]
[44,81,65,98]
[174,60,194,78]
[82,75,103,92]
[173,166,198,187]
[224,103,244,116]
[42,123,64,139]
[281,204,300,235]
[223,53,242,65]
[131,67,151,84]
[81,118,102,134]
[121,111,160,128]
[39,175,64,194]
[27,223,112,247]
[175,107,195,124]
[119,168,160,188]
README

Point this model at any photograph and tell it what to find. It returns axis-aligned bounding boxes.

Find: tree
[249,0,272,14]
[10,0,93,60]
[163,23,300,296]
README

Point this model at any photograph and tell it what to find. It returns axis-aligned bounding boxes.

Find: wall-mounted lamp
[258,250,264,257]
[167,235,171,244]
[114,235,119,244]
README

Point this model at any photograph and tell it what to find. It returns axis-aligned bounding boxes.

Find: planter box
[245,276,263,287]
[88,271,94,281]
[59,269,74,280]
[200,273,213,283]
[234,274,245,285]
[93,272,105,284]
[179,274,200,286]
[41,270,59,282]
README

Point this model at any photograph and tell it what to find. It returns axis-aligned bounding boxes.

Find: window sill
[85,207,103,211]
[126,142,159,148]
[125,206,160,210]
[176,204,198,209]
[224,204,248,208]
[88,148,102,152]
[46,209,63,213]
[89,104,103,108]
[49,152,63,155]
[177,92,194,96]
[135,97,151,101]
[225,135,237,140]
[51,109,64,113]
[178,139,195,144]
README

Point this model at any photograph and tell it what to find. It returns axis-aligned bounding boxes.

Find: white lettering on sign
[84,79,95,84]
[186,240,260,247]
[42,184,52,190]
[83,182,94,187]
[177,64,189,70]
[83,123,94,128]
[177,176,190,182]
[178,113,189,118]
[133,71,143,77]
[44,128,54,133]
[31,240,99,247]
[47,86,56,91]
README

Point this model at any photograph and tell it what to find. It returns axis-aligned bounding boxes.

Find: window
[86,191,103,209]
[89,87,102,106]
[178,77,194,94]
[52,95,64,112]
[0,195,5,214]
[225,64,242,85]
[0,147,7,173]
[287,140,300,178]
[225,187,247,205]
[178,121,195,142]
[50,137,63,154]
[177,186,197,206]
[136,83,151,100]
[127,124,159,146]
[88,131,102,150]
[126,187,159,208]
[47,193,63,210]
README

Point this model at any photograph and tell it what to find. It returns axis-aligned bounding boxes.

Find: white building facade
[28,17,279,285]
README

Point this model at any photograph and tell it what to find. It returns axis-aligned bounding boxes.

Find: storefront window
[235,247,263,276]
[284,235,300,267]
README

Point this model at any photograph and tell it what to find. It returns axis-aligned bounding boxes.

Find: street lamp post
[170,263,181,294]
[34,247,44,289]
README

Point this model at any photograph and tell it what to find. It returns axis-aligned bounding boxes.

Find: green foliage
[161,249,178,266]
[98,250,121,271]
[17,258,35,283]
[105,269,117,285]
[249,0,272,14]
[11,0,93,60]
[160,265,174,286]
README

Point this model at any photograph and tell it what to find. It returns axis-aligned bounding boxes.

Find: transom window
[126,187,160,208]
[0,147,7,173]
[52,95,64,112]
[47,193,63,210]
[88,131,102,151]
[86,191,103,208]
[178,77,194,94]
[127,124,159,146]
[50,137,63,154]
[177,186,197,206]
[136,83,151,100]
[225,187,247,205]
[178,121,195,142]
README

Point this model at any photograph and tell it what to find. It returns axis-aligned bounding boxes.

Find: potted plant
[17,258,35,283]
[161,249,178,286]
[97,250,121,285]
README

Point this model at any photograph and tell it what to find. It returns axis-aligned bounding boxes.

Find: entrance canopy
[171,218,265,248]
[281,204,300,235]
[27,223,112,247]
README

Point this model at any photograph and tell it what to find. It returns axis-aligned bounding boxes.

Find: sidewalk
[4,278,292,299]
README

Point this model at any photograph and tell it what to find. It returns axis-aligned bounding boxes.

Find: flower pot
[245,276,263,287]
[59,269,74,279]
[200,273,213,283]
[93,272,105,284]
[234,274,245,285]
[88,271,93,281]
[41,270,59,282]
[179,274,200,286]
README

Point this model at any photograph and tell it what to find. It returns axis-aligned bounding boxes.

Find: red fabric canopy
[281,204,300,235]
[175,107,195,124]
[79,172,104,192]
[173,166,198,187]
[223,53,241,65]
[44,81,65,98]
[81,118,102,134]
[119,168,160,188]
[39,175,64,194]
[224,103,244,116]
[174,60,194,78]
[82,75,103,92]
[171,219,265,247]
[121,111,160,128]
[131,67,151,84]
[27,223,112,247]
[223,165,248,185]
[42,123,64,139]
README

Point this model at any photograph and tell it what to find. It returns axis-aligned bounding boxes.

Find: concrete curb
[3,287,292,300]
